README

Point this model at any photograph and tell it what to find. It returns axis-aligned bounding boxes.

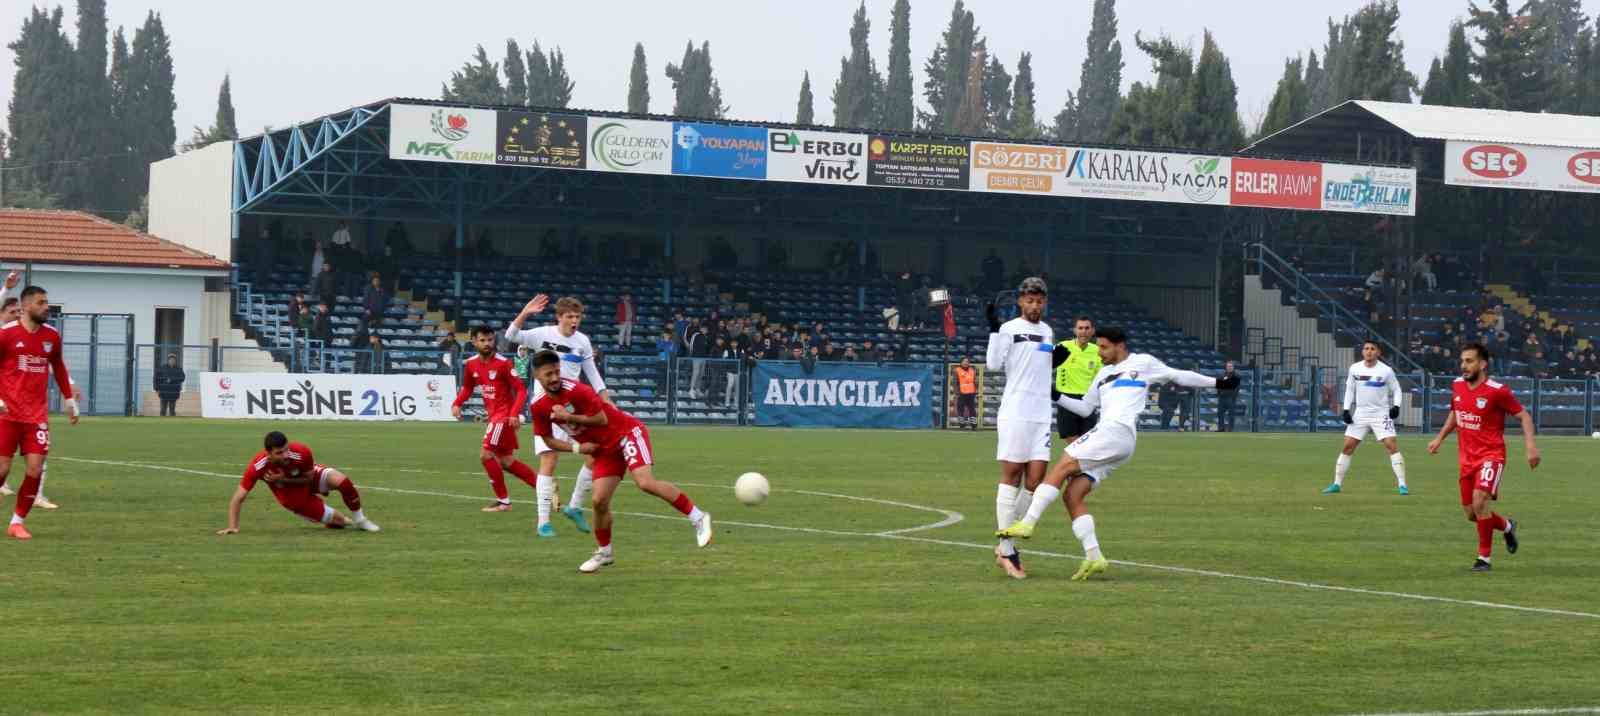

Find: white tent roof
[1343,100,1600,149]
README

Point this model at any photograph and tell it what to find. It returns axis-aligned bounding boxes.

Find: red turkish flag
[942,304,957,339]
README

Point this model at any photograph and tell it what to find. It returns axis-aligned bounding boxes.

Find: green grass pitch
[6,419,1599,714]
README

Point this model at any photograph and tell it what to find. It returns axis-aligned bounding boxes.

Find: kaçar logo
[431,110,469,142]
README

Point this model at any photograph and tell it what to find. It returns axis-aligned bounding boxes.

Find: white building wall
[28,265,226,345]
[148,141,235,262]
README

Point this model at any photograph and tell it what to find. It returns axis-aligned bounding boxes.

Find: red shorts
[269,465,335,521]
[284,495,331,524]
[482,421,520,456]
[0,420,49,457]
[591,423,654,479]
[1459,460,1505,505]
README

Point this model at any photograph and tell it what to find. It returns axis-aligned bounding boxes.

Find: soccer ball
[734,472,770,506]
[1592,431,1600,439]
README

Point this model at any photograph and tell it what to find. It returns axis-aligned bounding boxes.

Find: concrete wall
[149,141,235,263]
[30,265,227,345]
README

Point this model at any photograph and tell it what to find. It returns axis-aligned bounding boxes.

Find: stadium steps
[1488,284,1553,328]
[1244,274,1346,370]
[221,329,288,374]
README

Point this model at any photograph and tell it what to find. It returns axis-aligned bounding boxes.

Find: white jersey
[1343,360,1401,415]
[504,323,606,397]
[1061,353,1216,430]
[985,316,1054,423]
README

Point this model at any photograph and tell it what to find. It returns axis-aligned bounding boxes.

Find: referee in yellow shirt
[1053,316,1102,442]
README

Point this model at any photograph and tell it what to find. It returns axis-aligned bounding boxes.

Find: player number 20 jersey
[1344,360,1402,414]
[985,317,1054,423]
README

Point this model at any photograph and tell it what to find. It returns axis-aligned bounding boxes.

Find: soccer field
[8,419,1600,715]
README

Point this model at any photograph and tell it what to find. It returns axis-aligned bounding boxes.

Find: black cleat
[1503,519,1518,554]
[1471,558,1492,572]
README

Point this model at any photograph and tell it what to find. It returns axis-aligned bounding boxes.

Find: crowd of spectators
[1411,289,1599,380]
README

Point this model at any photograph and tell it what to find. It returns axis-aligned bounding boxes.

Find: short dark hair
[1074,315,1093,326]
[1463,342,1491,362]
[532,350,562,371]
[1095,326,1128,345]
[470,324,496,337]
[1363,340,1384,354]
[1,297,15,310]
[264,431,288,450]
[19,286,45,301]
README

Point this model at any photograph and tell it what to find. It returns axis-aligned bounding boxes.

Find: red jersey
[0,320,72,425]
[454,353,528,422]
[241,442,319,496]
[529,379,640,448]
[1451,377,1524,468]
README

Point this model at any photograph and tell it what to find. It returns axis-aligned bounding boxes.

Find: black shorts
[1057,396,1098,438]
[955,393,976,416]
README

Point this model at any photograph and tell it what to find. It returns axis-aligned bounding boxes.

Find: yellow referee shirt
[1054,339,1101,396]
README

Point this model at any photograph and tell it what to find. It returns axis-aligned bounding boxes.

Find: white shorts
[995,419,1051,463]
[1344,413,1397,442]
[1065,422,1137,484]
[533,421,572,456]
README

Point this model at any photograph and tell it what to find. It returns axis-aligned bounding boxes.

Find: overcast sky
[5,0,1599,144]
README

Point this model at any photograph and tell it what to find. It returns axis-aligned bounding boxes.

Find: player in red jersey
[1427,343,1539,572]
[453,325,545,515]
[0,280,60,510]
[526,350,712,573]
[218,431,381,534]
[0,285,77,540]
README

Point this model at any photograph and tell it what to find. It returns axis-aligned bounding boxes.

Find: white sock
[1334,454,1351,486]
[568,466,593,510]
[687,506,705,522]
[353,509,367,523]
[535,474,555,524]
[1072,514,1103,561]
[9,515,21,525]
[1022,484,1062,526]
[1012,488,1034,523]
[1390,453,1407,487]
[995,484,1019,530]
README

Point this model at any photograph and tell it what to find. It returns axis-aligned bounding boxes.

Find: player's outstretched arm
[1056,394,1094,418]
[1426,411,1456,454]
[539,434,596,455]
[506,294,550,336]
[217,486,249,535]
[1515,410,1540,469]
[1167,369,1218,390]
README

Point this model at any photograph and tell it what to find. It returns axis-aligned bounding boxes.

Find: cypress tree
[882,0,914,130]
[627,42,650,113]
[796,71,815,124]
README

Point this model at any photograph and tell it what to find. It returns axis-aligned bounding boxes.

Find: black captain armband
[1389,406,1400,420]
[1052,344,1070,369]
[985,303,1001,333]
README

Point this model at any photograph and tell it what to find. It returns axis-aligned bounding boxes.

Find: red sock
[595,527,612,548]
[481,458,509,501]
[335,478,362,512]
[670,493,695,516]
[505,461,539,489]
[12,472,40,520]
[1476,517,1494,558]
[1490,513,1509,531]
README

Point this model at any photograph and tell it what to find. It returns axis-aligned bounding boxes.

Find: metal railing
[1246,242,1423,375]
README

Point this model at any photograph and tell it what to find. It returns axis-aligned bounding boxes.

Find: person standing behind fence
[1216,361,1240,432]
[1053,316,1102,443]
[953,356,979,430]
[615,292,636,349]
[155,353,185,417]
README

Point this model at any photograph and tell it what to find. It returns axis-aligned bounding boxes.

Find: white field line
[1334,708,1600,716]
[53,457,1600,621]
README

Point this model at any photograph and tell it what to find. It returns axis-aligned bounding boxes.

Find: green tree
[1061,0,1123,142]
[124,12,176,208]
[441,45,505,103]
[547,48,574,108]
[1470,0,1554,111]
[882,0,914,130]
[982,52,1012,135]
[525,42,550,105]
[184,75,238,150]
[665,41,728,119]
[1421,22,1477,106]
[504,39,528,106]
[1106,33,1193,147]
[5,7,75,206]
[1577,20,1600,115]
[106,26,133,211]
[1258,56,1308,138]
[919,0,977,132]
[796,71,815,124]
[1009,52,1041,138]
[627,42,650,113]
[831,2,882,128]
[1178,31,1244,151]
[1527,0,1587,111]
[951,40,987,135]
[72,0,114,209]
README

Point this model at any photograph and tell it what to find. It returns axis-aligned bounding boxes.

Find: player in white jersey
[983,277,1055,580]
[1323,341,1408,495]
[505,293,610,536]
[999,326,1239,580]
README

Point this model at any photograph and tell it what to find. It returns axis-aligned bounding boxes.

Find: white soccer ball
[734,472,770,506]
[1592,431,1600,440]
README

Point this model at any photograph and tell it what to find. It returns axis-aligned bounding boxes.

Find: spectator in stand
[1158,381,1181,430]
[309,238,326,285]
[154,353,185,417]
[295,304,313,335]
[315,260,338,308]
[1529,350,1550,379]
[1216,361,1240,432]
[655,328,675,361]
[760,337,780,360]
[1522,333,1542,363]
[615,292,636,349]
[686,323,709,399]
[313,303,333,345]
[672,310,688,351]
[861,339,881,363]
[287,292,306,323]
[714,338,738,407]
[1365,267,1386,290]
[1413,253,1437,291]
[330,220,354,270]
[362,273,387,328]
[819,342,838,361]
[361,334,386,374]
[878,344,895,364]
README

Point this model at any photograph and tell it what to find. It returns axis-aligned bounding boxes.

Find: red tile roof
[0,209,229,271]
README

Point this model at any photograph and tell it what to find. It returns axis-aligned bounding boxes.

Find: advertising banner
[388,104,497,165]
[586,118,673,174]
[1320,163,1417,215]
[766,129,868,186]
[495,111,587,169]
[866,135,970,190]
[1058,148,1232,205]
[1229,158,1323,210]
[201,372,454,421]
[1444,140,1600,194]
[671,122,767,179]
[752,362,933,429]
[970,142,1070,195]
